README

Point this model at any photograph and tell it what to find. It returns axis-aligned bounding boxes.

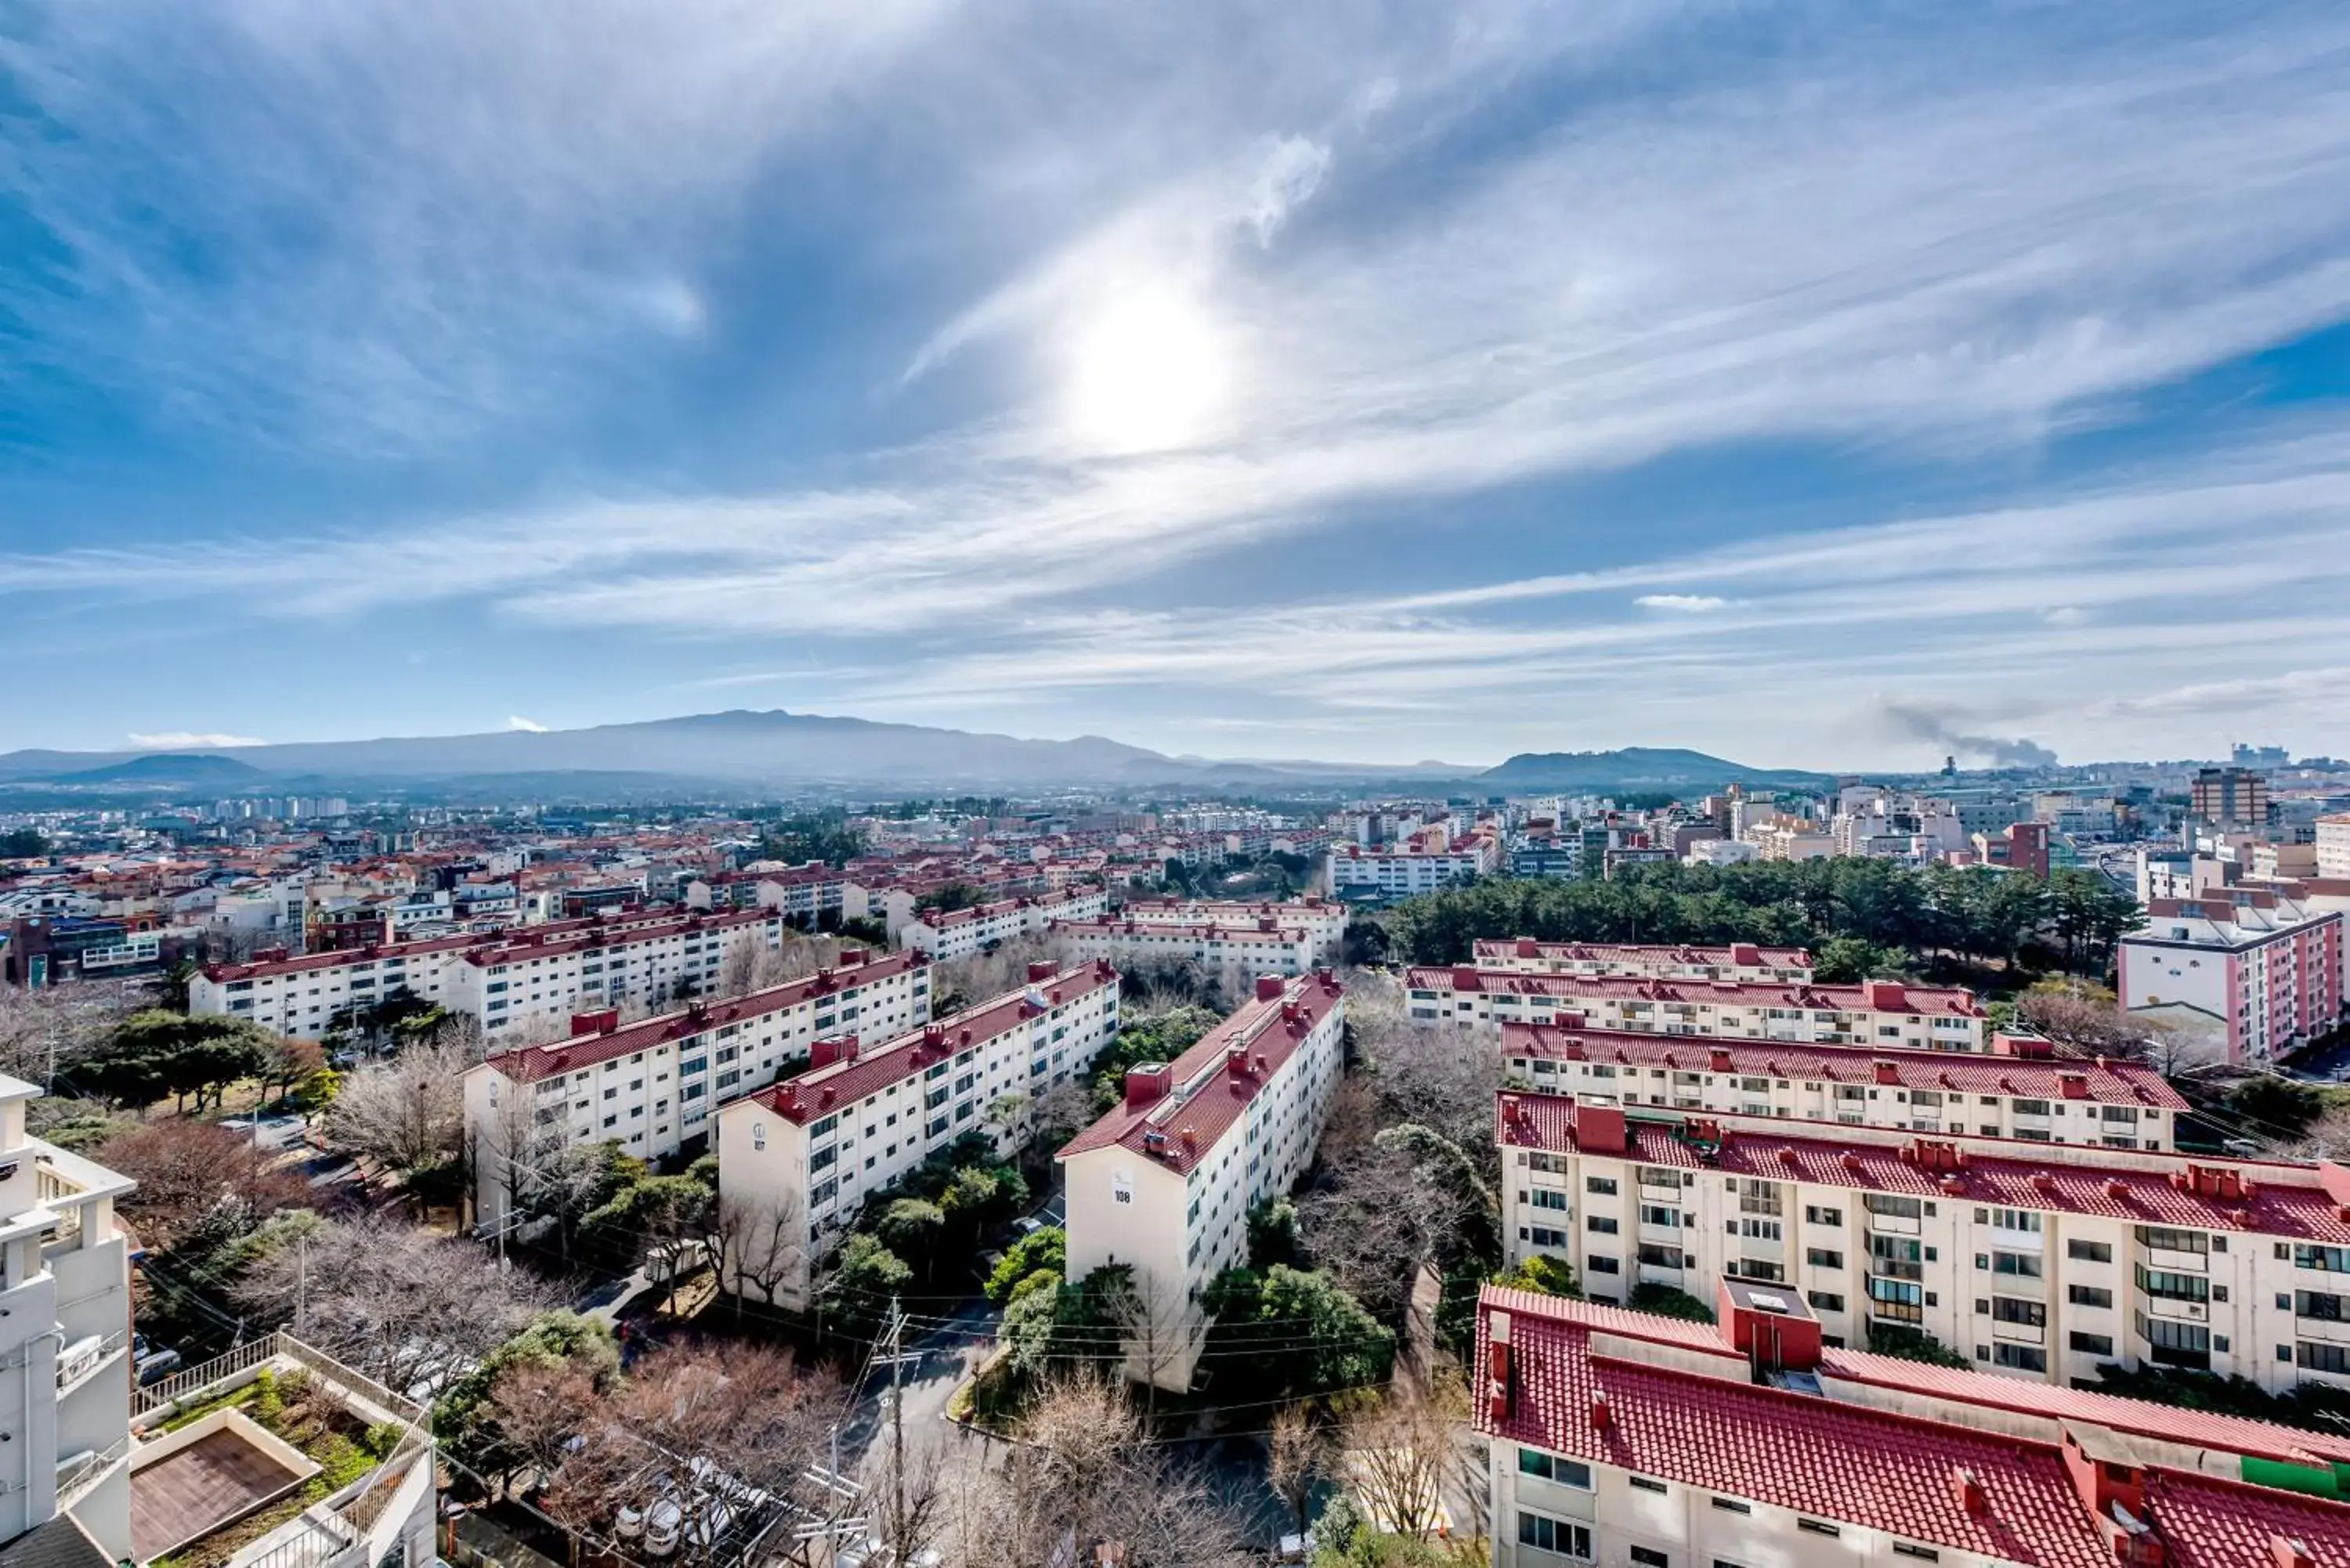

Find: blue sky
[4,0,2349,769]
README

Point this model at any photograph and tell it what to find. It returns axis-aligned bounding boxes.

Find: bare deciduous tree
[939,1373,1251,1568]
[537,1342,848,1568]
[1269,1403,1329,1542]
[1340,1377,1470,1541]
[0,982,130,1086]
[98,1118,313,1246]
[233,1215,560,1393]
[710,1190,807,1316]
[325,1037,468,1179]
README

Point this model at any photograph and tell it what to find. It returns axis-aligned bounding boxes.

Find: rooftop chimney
[1950,1468,1988,1516]
[1873,1059,1902,1085]
[1709,1047,1734,1073]
[809,1035,860,1070]
[1864,980,1907,1011]
[2059,1072,2091,1100]
[570,1007,620,1037]
[1027,959,1058,983]
[1572,1102,1629,1155]
[1256,974,1287,1003]
[1125,1064,1171,1110]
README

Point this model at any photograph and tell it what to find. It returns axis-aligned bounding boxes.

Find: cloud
[127,732,267,750]
[1242,136,1332,244]
[506,716,550,733]
[2042,605,2090,626]
[1635,594,1730,612]
[2085,667,2350,721]
[1871,702,2059,768]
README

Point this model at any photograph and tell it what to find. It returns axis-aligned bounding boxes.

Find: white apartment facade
[1327,838,1500,901]
[1049,917,1321,977]
[1500,1023,2186,1148]
[1476,1284,2350,1568]
[1472,939,1813,984]
[715,961,1123,1310]
[193,905,787,1040]
[1058,970,1348,1392]
[2319,813,2350,881]
[1116,897,1348,960]
[465,949,931,1224]
[1408,969,1990,1051]
[2118,891,2343,1064]
[898,887,1110,960]
[0,1075,139,1563]
[1495,1089,2350,1396]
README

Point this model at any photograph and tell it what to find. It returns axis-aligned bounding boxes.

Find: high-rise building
[2192,766,2270,827]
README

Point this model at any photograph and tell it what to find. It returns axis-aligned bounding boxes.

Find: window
[2069,1285,2113,1310]
[2299,1292,2349,1321]
[1805,1205,1843,1227]
[2136,1226,2208,1255]
[1807,1291,1846,1313]
[2298,1342,2350,1375]
[1517,1451,1592,1489]
[1806,1248,1844,1270]
[1628,1476,1667,1494]
[1532,1189,1570,1212]
[1797,1521,1841,1539]
[1991,1297,2046,1328]
[2137,1268,2209,1304]
[1587,1176,1619,1195]
[2067,1239,2113,1263]
[1893,1546,1940,1563]
[1709,1497,1752,1516]
[1515,1514,1591,1560]
[1990,1252,2043,1280]
[1992,1342,2048,1373]
[1588,1255,1620,1274]
[2070,1331,2114,1356]
[1629,1550,1668,1568]
[1588,1216,1620,1234]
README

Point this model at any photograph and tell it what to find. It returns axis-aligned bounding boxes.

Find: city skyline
[5,2,2348,767]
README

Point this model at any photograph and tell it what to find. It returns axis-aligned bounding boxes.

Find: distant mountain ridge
[0,712,1838,796]
[1478,747,1832,792]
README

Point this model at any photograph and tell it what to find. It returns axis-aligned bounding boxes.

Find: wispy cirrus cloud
[5,2,2350,759]
[126,731,267,750]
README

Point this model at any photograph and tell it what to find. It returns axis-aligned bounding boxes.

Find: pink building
[2120,890,2343,1063]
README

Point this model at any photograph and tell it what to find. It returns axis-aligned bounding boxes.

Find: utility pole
[295,1233,308,1337]
[887,1295,907,1555]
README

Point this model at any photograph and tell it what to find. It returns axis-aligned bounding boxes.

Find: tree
[937,1373,1251,1568]
[434,1310,620,1498]
[877,1198,947,1277]
[324,1038,468,1187]
[1811,935,1898,985]
[0,828,50,858]
[1339,1378,1469,1539]
[713,1190,806,1315]
[1866,1322,1969,1366]
[578,1170,713,1309]
[1270,1404,1330,1542]
[537,1342,848,1568]
[233,1216,562,1392]
[258,1036,326,1106]
[826,1232,913,1328]
[63,1010,271,1112]
[984,1225,1066,1304]
[1248,1197,1302,1270]
[1202,1265,1395,1400]
[98,1119,310,1247]
[0,984,129,1088]
[1629,1283,1714,1322]
[1491,1254,1580,1297]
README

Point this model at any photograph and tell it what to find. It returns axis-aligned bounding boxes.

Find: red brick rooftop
[1495,1087,2350,1242]
[1058,969,1345,1175]
[1411,966,1985,1017]
[1477,1286,2350,1568]
[1473,938,1813,968]
[747,959,1120,1124]
[1500,1021,2188,1109]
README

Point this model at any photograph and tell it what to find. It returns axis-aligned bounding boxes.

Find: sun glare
[1062,284,1230,455]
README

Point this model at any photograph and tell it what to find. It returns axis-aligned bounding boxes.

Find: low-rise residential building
[715,961,1123,1310]
[1114,897,1348,960]
[898,887,1110,960]
[1408,969,1990,1050]
[2319,813,2350,881]
[1048,916,1321,977]
[1058,970,1348,1393]
[0,1077,137,1565]
[1473,939,1813,984]
[685,863,848,927]
[1476,1281,2350,1568]
[194,905,787,1039]
[1501,1023,2186,1147]
[465,948,931,1223]
[2119,890,2344,1063]
[444,906,789,1039]
[1495,1088,2350,1395]
[1326,835,1500,901]
[122,1332,437,1568]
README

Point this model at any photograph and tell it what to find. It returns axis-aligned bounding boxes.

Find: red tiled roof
[1493,1088,2350,1242]
[1057,970,1345,1174]
[478,950,927,1082]
[747,959,1119,1124]
[1476,1288,2350,1567]
[1500,1022,2188,1109]
[1473,938,1813,966]
[458,905,776,967]
[1052,919,1313,941]
[1410,966,1984,1017]
[198,903,706,981]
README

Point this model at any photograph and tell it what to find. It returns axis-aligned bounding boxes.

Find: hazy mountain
[1479,747,1833,793]
[49,753,271,787]
[0,710,1199,790]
